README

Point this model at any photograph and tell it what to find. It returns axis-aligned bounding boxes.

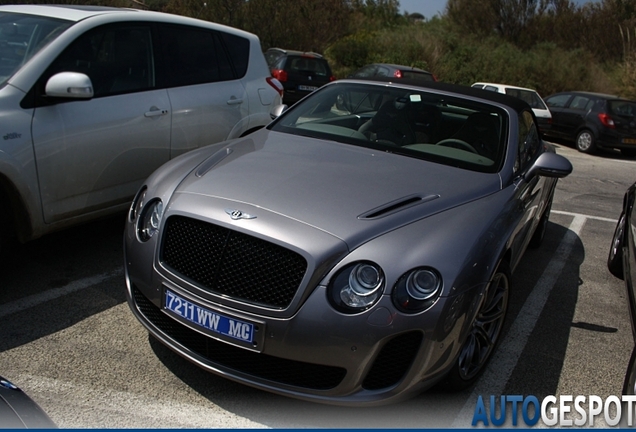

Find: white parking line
[452,214,586,427]
[0,268,123,319]
[553,210,617,224]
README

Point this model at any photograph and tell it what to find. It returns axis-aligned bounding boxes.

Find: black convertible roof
[346,76,532,113]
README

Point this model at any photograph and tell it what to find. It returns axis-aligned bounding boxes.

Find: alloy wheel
[457,267,509,381]
[576,131,594,153]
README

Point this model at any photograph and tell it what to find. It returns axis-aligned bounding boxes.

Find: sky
[399,0,447,18]
[399,0,599,19]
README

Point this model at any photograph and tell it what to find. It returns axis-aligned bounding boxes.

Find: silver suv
[0,5,282,255]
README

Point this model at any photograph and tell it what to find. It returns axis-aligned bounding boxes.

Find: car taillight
[329,75,336,82]
[266,77,284,98]
[271,69,287,82]
[432,74,439,82]
[598,112,615,128]
[394,70,403,78]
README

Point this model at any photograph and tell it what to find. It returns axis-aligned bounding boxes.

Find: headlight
[392,267,442,313]
[328,262,384,313]
[129,186,147,222]
[137,199,164,242]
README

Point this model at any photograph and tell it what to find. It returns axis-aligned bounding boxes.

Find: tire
[529,197,552,249]
[576,130,596,153]
[622,148,636,158]
[444,260,511,390]
[608,213,625,280]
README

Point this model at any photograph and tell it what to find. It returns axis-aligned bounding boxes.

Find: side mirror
[524,152,573,181]
[45,72,94,99]
[270,104,288,120]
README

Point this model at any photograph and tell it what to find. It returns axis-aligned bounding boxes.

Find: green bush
[326,14,621,98]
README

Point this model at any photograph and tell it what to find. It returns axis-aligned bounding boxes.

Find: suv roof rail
[268,47,323,58]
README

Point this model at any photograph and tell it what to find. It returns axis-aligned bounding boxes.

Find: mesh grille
[161,216,307,309]
[133,286,347,390]
[362,331,423,390]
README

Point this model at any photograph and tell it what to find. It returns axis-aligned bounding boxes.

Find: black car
[0,376,56,428]
[348,63,437,83]
[264,48,335,105]
[544,91,636,157]
[608,181,636,395]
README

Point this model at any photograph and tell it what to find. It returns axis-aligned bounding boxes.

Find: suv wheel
[576,130,596,153]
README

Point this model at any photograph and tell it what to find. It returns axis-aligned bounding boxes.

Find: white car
[0,5,282,257]
[472,82,552,135]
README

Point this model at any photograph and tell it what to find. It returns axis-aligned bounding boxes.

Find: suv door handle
[145,107,169,117]
[227,97,243,105]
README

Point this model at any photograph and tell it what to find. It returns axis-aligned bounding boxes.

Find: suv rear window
[286,57,329,77]
[401,71,434,82]
[160,24,248,87]
[609,100,636,117]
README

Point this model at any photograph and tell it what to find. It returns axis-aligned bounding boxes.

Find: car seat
[446,111,500,158]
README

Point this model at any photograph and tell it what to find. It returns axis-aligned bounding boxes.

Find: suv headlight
[137,199,164,242]
[392,267,442,313]
[328,262,384,313]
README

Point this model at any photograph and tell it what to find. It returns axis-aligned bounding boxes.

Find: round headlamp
[328,262,385,313]
[393,267,442,313]
[137,199,164,242]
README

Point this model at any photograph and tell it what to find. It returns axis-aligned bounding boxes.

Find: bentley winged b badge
[225,208,257,220]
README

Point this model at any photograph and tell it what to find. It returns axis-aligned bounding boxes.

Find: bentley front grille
[161,215,307,309]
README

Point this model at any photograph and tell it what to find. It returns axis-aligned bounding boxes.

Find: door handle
[145,107,169,117]
[227,97,243,105]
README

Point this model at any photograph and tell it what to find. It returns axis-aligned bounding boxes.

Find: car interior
[272,83,506,172]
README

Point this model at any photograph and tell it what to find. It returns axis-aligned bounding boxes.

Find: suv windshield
[270,82,508,173]
[0,12,71,86]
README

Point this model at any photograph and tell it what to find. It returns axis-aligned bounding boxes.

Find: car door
[622,183,636,395]
[545,93,572,138]
[30,23,171,224]
[558,94,593,139]
[158,24,246,158]
[510,110,549,264]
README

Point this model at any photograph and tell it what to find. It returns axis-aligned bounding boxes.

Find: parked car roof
[349,63,436,82]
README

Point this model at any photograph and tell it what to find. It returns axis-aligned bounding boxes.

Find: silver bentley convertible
[124,79,572,405]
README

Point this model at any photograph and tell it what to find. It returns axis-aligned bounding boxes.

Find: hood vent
[358,194,439,220]
[195,147,233,177]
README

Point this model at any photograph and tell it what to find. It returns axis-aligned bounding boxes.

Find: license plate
[164,289,255,344]
[623,138,636,144]
[298,85,317,91]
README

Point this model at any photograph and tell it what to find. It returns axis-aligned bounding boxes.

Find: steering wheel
[435,138,478,154]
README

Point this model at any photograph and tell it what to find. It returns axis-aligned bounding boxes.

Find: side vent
[358,194,439,220]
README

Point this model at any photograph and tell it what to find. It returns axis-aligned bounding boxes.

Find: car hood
[173,130,502,248]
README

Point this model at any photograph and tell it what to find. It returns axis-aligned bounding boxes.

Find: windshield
[0,12,72,86]
[270,82,508,173]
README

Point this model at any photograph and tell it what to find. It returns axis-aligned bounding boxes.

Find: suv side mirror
[45,72,94,99]
[270,104,288,119]
[524,152,573,181]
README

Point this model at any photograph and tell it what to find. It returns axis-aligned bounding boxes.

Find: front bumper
[125,269,473,406]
